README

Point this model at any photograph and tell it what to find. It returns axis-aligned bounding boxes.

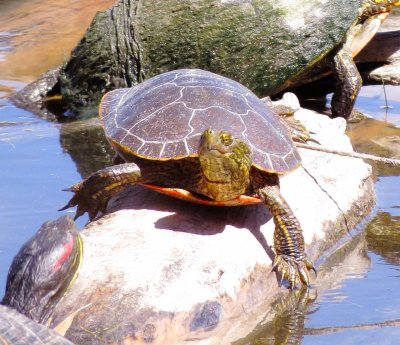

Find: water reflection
[347,85,400,176]
[59,119,114,178]
[347,118,400,176]
[0,32,15,62]
[355,85,400,126]
[304,182,400,344]
[0,0,115,82]
[235,209,400,344]
[234,288,317,345]
[366,212,400,266]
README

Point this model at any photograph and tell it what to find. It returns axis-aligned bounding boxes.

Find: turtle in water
[60,69,316,288]
[1,215,83,325]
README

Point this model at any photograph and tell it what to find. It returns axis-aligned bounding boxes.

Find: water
[0,93,115,293]
[0,2,400,344]
[0,0,115,294]
[303,201,400,344]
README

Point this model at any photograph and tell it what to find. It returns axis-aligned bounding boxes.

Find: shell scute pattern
[161,140,189,158]
[100,69,300,173]
[181,86,250,114]
[191,107,246,139]
[135,102,193,142]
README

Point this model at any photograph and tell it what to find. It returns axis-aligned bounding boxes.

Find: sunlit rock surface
[369,60,400,85]
[52,106,375,345]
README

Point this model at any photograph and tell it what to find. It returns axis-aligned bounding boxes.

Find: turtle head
[198,129,252,201]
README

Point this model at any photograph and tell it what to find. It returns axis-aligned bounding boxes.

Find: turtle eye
[220,133,233,146]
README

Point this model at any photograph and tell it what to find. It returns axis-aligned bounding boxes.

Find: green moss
[59,0,363,113]
[365,212,400,262]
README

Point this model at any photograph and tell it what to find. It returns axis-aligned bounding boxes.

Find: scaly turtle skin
[1,216,83,326]
[275,0,400,118]
[61,69,315,288]
[0,305,74,345]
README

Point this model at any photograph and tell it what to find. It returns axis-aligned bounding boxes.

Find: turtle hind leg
[281,115,318,144]
[331,46,362,119]
[59,163,142,221]
[261,95,317,143]
[258,185,316,288]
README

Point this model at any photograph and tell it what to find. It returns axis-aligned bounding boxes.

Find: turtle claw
[59,181,110,221]
[59,164,141,221]
[273,255,317,289]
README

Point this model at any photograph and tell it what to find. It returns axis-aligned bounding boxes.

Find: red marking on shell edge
[52,234,74,273]
[142,183,262,206]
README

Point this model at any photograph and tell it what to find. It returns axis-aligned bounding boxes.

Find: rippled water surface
[0,0,115,294]
[0,2,399,344]
[0,0,115,81]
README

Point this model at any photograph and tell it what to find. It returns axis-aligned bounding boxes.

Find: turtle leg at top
[59,163,142,221]
[258,185,316,288]
[330,0,400,118]
[330,46,362,119]
[261,96,316,143]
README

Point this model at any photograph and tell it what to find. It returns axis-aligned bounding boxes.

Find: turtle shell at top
[99,69,301,174]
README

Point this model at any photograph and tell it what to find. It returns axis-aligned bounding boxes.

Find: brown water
[0,0,115,82]
[0,2,400,344]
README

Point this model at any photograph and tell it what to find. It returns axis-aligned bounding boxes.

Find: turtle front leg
[59,163,142,221]
[258,185,316,288]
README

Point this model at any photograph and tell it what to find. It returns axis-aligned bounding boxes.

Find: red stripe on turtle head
[52,234,74,273]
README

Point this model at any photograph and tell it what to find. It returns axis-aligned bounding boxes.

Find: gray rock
[368,61,400,85]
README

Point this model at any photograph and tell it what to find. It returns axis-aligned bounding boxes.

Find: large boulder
[51,107,375,344]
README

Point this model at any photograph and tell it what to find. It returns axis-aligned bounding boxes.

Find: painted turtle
[61,69,315,288]
[1,216,83,325]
